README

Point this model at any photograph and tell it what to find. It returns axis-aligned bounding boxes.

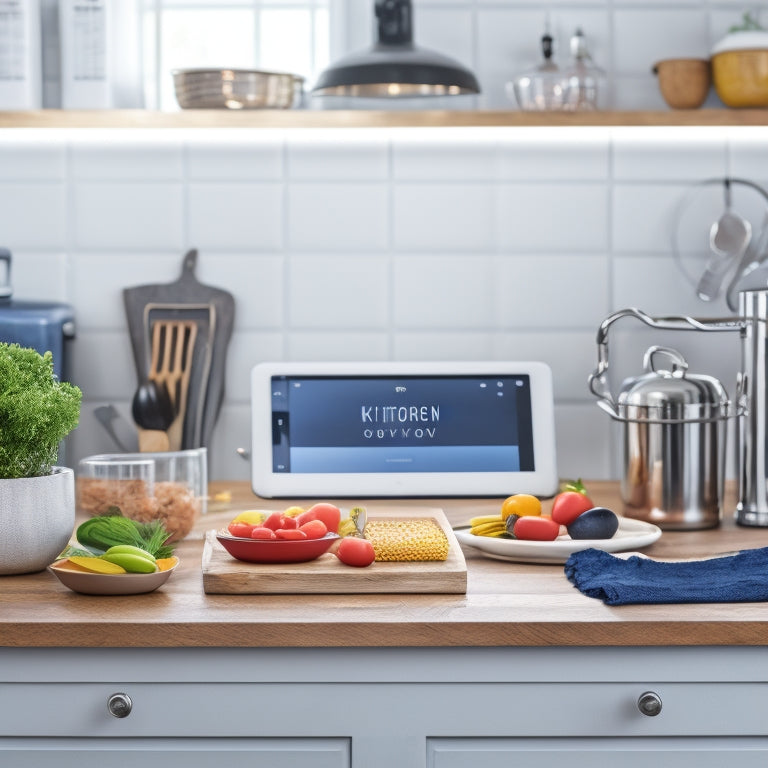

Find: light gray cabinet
[2,647,767,768]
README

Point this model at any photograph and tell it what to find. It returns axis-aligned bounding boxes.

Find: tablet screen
[270,374,535,475]
[251,361,557,498]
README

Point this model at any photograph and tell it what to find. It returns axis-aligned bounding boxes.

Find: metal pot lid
[615,346,730,422]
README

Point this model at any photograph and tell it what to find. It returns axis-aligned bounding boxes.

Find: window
[141,0,337,111]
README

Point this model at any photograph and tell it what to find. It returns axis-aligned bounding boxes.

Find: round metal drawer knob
[107,692,133,718]
[637,691,662,717]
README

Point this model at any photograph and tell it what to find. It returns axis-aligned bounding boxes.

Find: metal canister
[611,346,731,529]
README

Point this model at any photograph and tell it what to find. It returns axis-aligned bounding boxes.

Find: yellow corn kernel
[364,518,449,562]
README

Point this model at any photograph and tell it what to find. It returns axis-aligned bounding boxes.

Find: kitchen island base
[3,646,768,768]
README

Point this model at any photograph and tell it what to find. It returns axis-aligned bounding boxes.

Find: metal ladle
[697,180,752,301]
[131,379,174,452]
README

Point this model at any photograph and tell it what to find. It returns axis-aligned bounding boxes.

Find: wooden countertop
[3,481,768,649]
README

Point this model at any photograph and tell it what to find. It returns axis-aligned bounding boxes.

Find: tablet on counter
[250,361,558,498]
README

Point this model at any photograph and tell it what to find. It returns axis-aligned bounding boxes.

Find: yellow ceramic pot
[711,30,768,107]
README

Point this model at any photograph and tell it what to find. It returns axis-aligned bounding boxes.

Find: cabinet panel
[0,738,349,768]
[428,738,768,768]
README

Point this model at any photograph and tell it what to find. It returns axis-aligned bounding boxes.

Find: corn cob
[364,518,449,562]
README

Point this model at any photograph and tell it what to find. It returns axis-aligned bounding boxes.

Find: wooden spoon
[148,320,198,451]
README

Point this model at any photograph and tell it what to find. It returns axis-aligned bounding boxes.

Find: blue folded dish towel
[564,546,768,605]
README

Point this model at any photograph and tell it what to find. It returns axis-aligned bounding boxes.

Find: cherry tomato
[250,526,277,540]
[336,537,375,567]
[279,515,298,530]
[227,522,254,538]
[501,494,542,520]
[550,491,594,526]
[262,511,284,531]
[513,515,561,541]
[299,519,328,540]
[275,528,307,540]
[298,503,342,535]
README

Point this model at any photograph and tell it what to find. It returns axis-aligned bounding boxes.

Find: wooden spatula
[148,319,198,452]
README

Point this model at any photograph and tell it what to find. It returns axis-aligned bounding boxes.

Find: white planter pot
[0,467,75,575]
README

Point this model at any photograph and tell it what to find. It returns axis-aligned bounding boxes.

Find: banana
[469,515,503,527]
[100,552,158,573]
[103,545,156,562]
[470,522,507,537]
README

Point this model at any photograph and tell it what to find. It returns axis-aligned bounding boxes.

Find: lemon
[232,510,269,525]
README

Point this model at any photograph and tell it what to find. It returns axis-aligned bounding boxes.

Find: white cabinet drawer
[0,737,349,768]
[428,737,768,768]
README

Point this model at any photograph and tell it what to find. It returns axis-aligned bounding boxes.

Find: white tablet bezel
[250,361,558,499]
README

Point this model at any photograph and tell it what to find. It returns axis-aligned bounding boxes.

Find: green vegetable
[0,343,82,478]
[558,478,589,496]
[729,12,764,33]
[76,515,174,558]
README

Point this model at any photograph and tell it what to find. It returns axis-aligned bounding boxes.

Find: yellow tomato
[500,494,542,520]
[231,509,269,525]
[283,505,305,517]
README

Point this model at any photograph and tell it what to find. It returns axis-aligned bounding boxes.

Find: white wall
[1,126,765,482]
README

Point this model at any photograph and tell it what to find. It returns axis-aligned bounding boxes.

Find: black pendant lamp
[312,0,480,97]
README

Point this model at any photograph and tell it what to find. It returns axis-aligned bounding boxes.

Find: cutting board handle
[177,249,199,286]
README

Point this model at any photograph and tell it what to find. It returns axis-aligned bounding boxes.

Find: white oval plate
[454,517,662,565]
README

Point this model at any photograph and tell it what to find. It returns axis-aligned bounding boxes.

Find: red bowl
[216,531,339,564]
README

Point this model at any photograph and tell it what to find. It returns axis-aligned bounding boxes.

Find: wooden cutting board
[201,508,467,594]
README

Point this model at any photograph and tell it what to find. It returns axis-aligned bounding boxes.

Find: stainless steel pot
[589,309,739,530]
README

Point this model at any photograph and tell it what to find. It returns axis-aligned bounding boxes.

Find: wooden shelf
[1,108,768,129]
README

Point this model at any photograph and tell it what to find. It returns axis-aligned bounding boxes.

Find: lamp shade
[312,0,480,97]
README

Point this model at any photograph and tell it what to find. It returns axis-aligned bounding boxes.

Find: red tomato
[227,522,254,538]
[300,503,341,535]
[550,491,594,526]
[513,515,561,541]
[279,515,298,530]
[299,519,328,540]
[275,528,307,540]
[250,526,276,540]
[262,511,284,531]
[336,537,375,567]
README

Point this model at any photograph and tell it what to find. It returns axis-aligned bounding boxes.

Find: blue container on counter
[0,248,75,381]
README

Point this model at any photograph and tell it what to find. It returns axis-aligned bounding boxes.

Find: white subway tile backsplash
[70,141,184,180]
[393,254,493,328]
[287,135,388,180]
[187,137,283,180]
[0,139,65,180]
[69,331,137,400]
[613,131,728,181]
[393,183,495,250]
[0,183,67,248]
[393,137,497,181]
[1,122,766,482]
[288,255,390,328]
[555,404,614,481]
[494,254,610,330]
[497,132,610,180]
[288,183,389,251]
[613,9,710,73]
[188,182,283,250]
[498,184,608,252]
[393,332,494,361]
[287,331,390,362]
[5,251,69,301]
[73,183,184,249]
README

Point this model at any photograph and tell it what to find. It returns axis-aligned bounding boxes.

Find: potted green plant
[0,342,82,574]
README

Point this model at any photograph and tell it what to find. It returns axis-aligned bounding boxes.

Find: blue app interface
[271,375,535,474]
